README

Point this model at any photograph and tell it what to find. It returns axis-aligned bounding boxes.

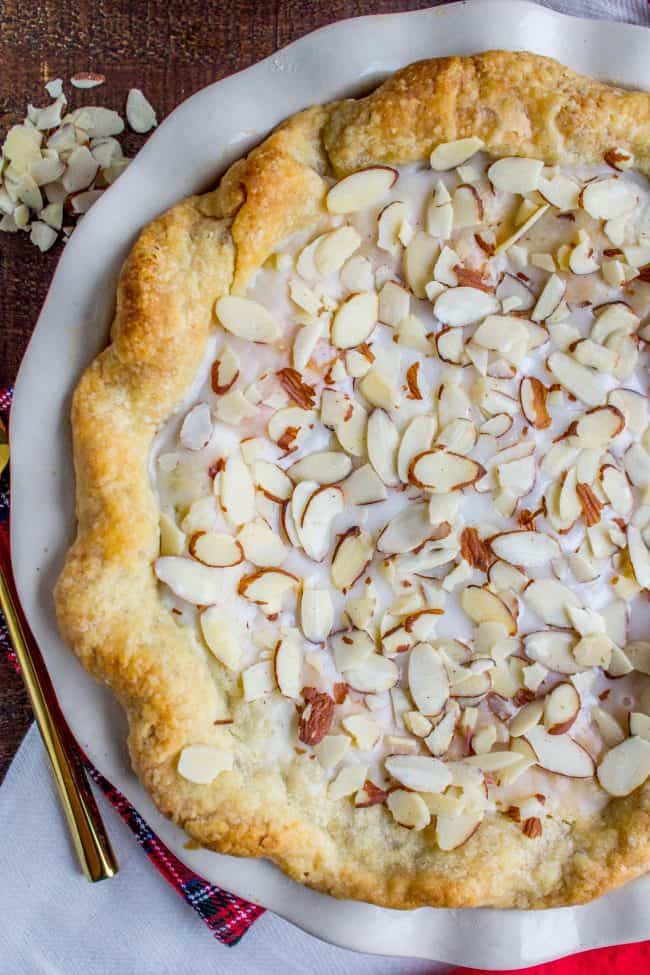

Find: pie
[55,51,650,909]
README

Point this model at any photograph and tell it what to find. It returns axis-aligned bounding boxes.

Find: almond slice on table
[299,485,343,561]
[300,588,334,642]
[221,454,256,526]
[341,463,387,505]
[237,568,299,614]
[597,736,650,796]
[581,178,637,220]
[524,725,594,777]
[215,296,281,343]
[287,450,352,485]
[274,632,303,698]
[524,630,584,675]
[430,137,484,170]
[489,531,559,568]
[238,519,287,567]
[179,403,212,451]
[404,230,439,297]
[460,586,517,634]
[547,352,605,408]
[377,502,444,555]
[408,642,450,715]
[331,291,378,349]
[200,606,242,670]
[487,157,543,194]
[367,408,400,486]
[433,287,499,326]
[543,682,580,734]
[254,460,294,502]
[155,557,222,605]
[519,377,551,429]
[326,166,398,213]
[189,531,243,567]
[345,654,399,693]
[314,225,362,274]
[387,790,431,829]
[331,527,374,592]
[409,449,484,492]
[436,809,484,850]
[331,628,375,671]
[178,745,233,784]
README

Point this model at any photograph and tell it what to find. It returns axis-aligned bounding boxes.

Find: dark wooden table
[0,0,448,782]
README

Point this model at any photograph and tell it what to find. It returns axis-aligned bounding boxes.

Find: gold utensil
[0,429,118,882]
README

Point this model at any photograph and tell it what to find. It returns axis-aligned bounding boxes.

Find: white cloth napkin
[2,2,649,972]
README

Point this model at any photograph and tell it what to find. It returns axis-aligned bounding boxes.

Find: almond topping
[298,687,335,745]
[276,368,316,409]
[576,483,603,527]
[460,527,492,572]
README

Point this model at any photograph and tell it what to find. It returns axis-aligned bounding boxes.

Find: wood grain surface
[0,0,446,781]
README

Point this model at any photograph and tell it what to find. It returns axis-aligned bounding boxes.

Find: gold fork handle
[0,569,118,881]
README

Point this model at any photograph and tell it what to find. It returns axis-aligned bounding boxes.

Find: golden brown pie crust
[55,52,650,909]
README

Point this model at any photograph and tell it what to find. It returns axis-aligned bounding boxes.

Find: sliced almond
[177,745,233,784]
[288,451,352,485]
[591,303,639,345]
[531,274,565,323]
[377,200,410,254]
[377,502,443,556]
[293,318,325,371]
[314,734,350,769]
[396,415,437,483]
[211,345,240,394]
[300,588,334,642]
[345,654,399,693]
[267,406,317,448]
[189,531,243,567]
[480,413,513,438]
[200,605,242,670]
[608,388,647,436]
[453,184,483,229]
[341,463,387,505]
[179,403,212,451]
[367,408,400,486]
[331,291,378,349]
[409,449,484,492]
[430,137,483,170]
[436,327,466,365]
[597,736,650,796]
[436,809,484,850]
[537,172,580,210]
[625,641,650,675]
[433,287,499,327]
[627,524,650,588]
[238,519,288,567]
[489,531,559,569]
[328,764,369,800]
[326,166,397,213]
[524,578,581,627]
[274,632,303,698]
[571,406,625,449]
[408,642,449,715]
[254,460,293,502]
[581,178,637,220]
[460,586,517,634]
[155,556,222,605]
[494,205,549,255]
[524,630,583,675]
[378,280,410,327]
[509,699,544,737]
[385,754,452,794]
[221,455,256,527]
[216,296,280,343]
[487,157,543,194]
[331,628,375,671]
[543,682,580,735]
[299,485,343,561]
[331,527,374,592]
[424,707,458,757]
[387,789,431,829]
[426,180,454,238]
[404,230,439,298]
[237,568,299,614]
[524,725,594,777]
[315,225,361,274]
[624,443,650,488]
[519,377,551,429]
[630,713,650,741]
[547,352,605,407]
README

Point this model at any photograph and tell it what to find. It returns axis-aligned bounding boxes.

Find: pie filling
[152,140,650,847]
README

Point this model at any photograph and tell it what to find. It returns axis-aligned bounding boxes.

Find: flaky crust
[55,52,650,910]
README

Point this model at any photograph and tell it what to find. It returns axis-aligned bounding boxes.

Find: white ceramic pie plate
[10,0,650,966]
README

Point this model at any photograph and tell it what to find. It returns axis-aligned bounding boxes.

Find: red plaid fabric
[0,386,263,945]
